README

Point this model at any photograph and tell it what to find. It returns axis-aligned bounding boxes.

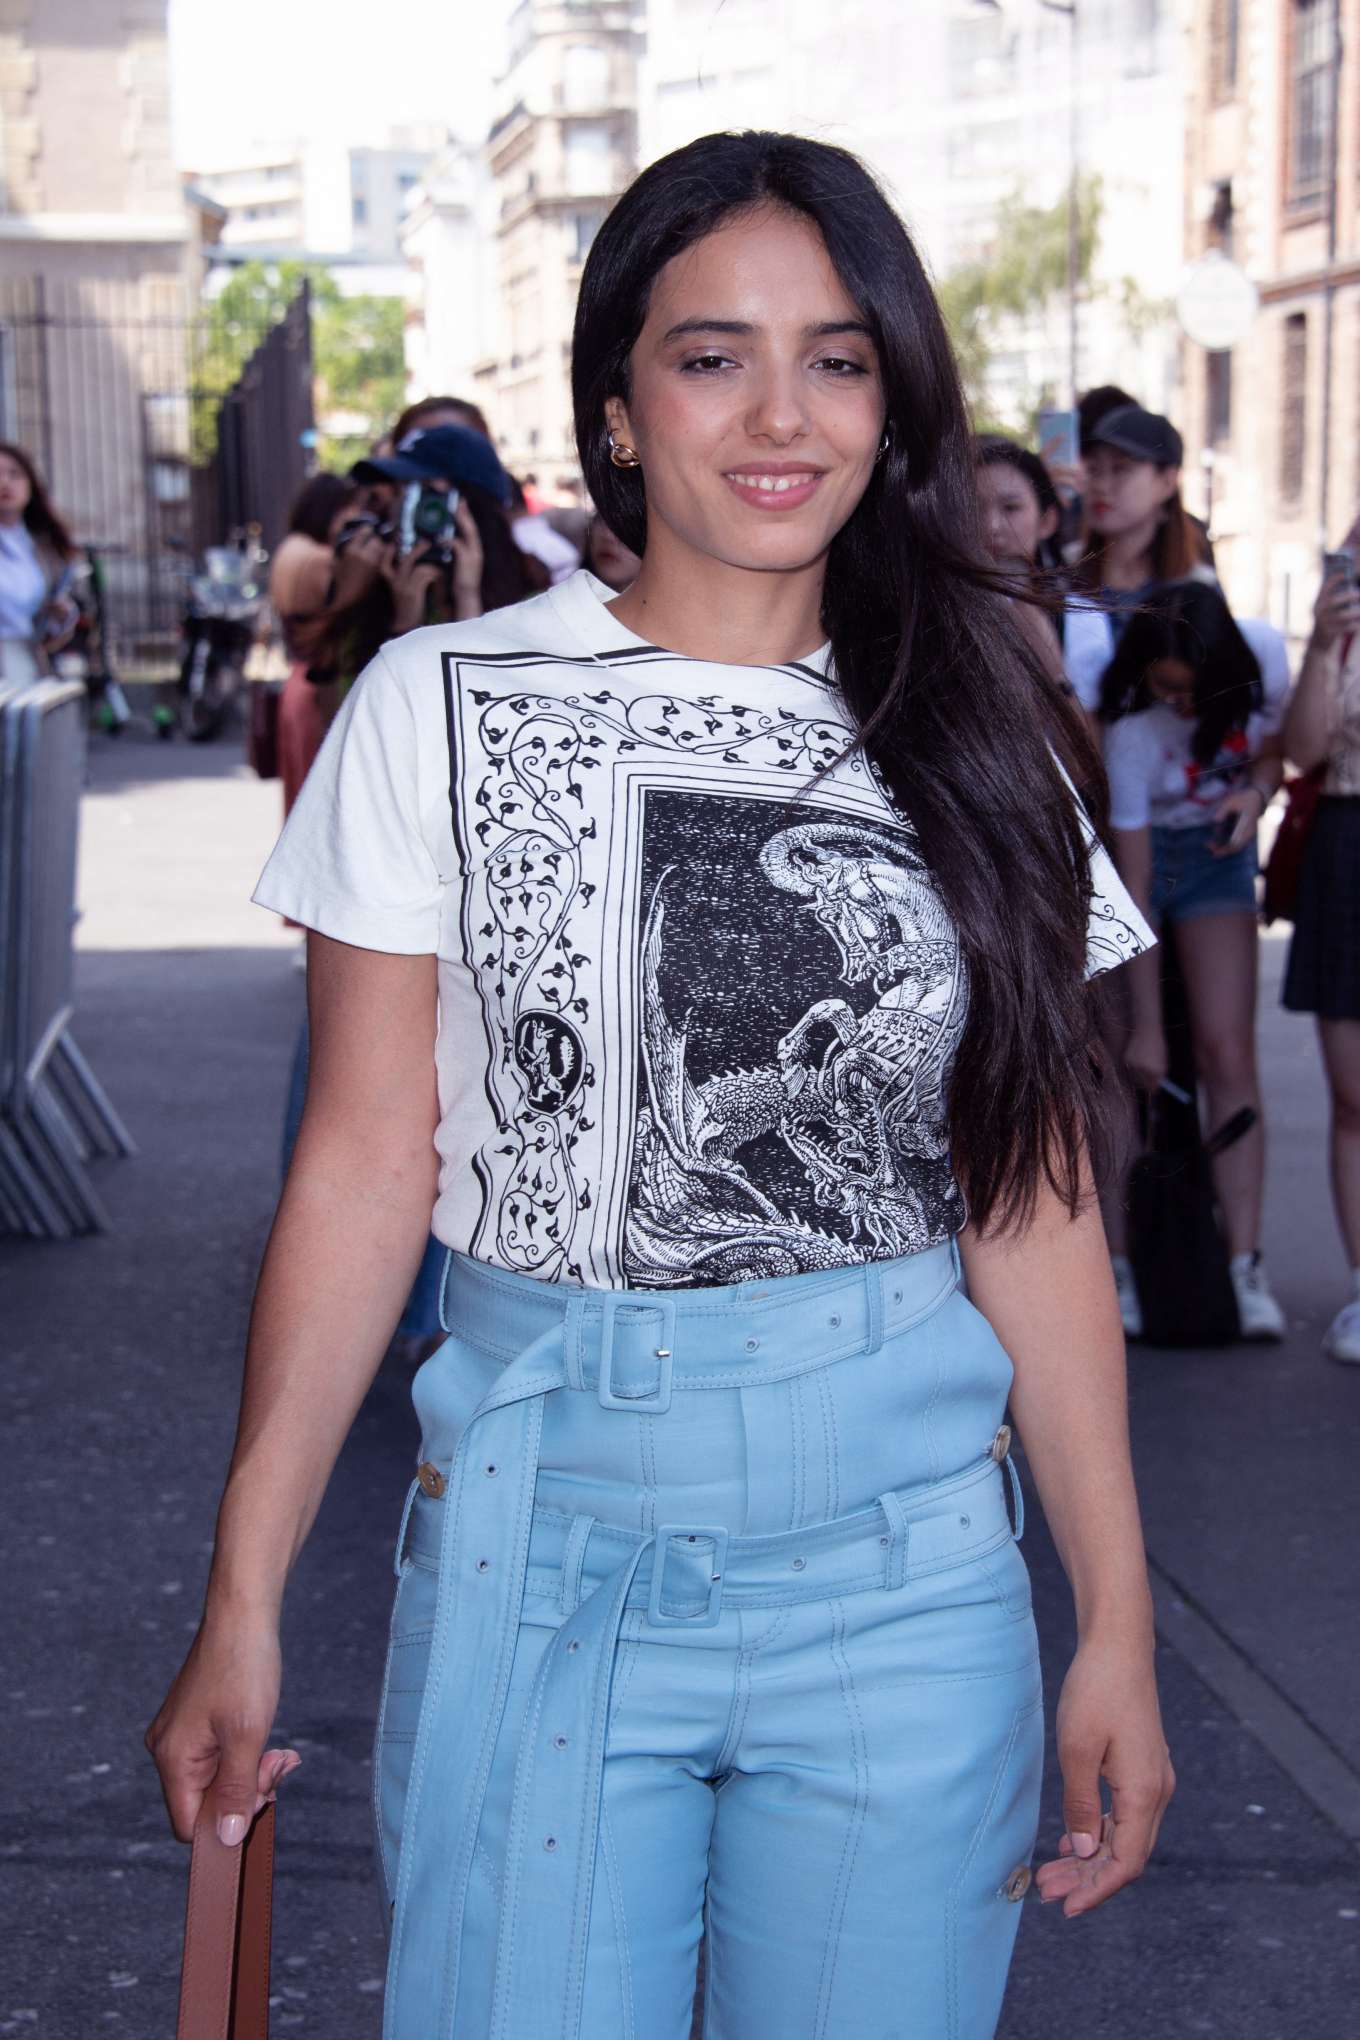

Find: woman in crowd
[1282,557,1360,1363]
[1062,405,1209,719]
[268,473,360,819]
[149,131,1171,2037]
[1099,580,1288,1340]
[0,440,77,680]
[975,435,1064,596]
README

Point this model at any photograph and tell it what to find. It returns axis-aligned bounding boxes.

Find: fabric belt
[382,1243,1020,2040]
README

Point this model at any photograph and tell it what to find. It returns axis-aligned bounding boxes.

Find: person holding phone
[1282,550,1360,1363]
[0,439,78,680]
[1098,580,1288,1340]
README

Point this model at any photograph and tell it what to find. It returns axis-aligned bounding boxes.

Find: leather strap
[176,1802,275,2040]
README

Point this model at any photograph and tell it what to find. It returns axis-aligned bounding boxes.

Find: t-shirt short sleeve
[1237,616,1291,736]
[252,647,444,952]
[1062,601,1112,713]
[1103,712,1158,832]
[1049,750,1156,976]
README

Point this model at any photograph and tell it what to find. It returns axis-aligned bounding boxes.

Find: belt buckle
[647,1524,729,1628]
[596,1293,676,1413]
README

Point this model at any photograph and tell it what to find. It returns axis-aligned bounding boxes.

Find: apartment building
[1181,0,1358,625]
[479,0,643,478]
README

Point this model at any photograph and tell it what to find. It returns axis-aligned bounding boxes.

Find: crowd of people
[974,385,1360,1364]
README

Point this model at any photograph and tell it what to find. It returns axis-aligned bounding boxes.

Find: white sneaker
[1322,1298,1360,1365]
[1229,1253,1286,1342]
[1110,1254,1142,1339]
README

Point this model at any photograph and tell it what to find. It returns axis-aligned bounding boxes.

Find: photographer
[332,425,544,682]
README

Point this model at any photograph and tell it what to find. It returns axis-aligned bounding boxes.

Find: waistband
[439,1238,961,1411]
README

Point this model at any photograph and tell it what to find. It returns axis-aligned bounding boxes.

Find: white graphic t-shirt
[255,570,1152,1289]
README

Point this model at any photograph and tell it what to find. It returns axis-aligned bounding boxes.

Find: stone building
[479,0,643,481]
[1180,0,1358,625]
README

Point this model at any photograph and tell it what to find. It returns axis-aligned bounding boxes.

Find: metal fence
[0,277,313,674]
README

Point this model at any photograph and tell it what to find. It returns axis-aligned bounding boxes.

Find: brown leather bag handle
[176,1802,275,2040]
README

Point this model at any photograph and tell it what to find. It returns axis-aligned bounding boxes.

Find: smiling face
[603,206,886,578]
[976,460,1057,570]
[1083,446,1179,536]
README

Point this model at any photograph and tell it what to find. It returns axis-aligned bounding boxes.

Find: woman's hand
[1123,1019,1168,1094]
[330,524,386,611]
[1035,1638,1175,1918]
[39,593,79,651]
[1310,568,1360,650]
[1209,786,1264,857]
[383,543,443,634]
[145,1611,299,1846]
[450,498,484,619]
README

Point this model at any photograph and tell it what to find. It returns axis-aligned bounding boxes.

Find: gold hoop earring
[608,433,641,470]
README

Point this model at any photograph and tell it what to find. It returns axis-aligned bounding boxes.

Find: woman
[0,440,77,680]
[148,134,1172,2038]
[1100,580,1288,1340]
[975,435,1063,590]
[1062,404,1209,718]
[269,473,361,818]
[1282,556,1360,1363]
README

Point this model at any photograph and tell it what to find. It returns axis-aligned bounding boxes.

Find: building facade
[1181,0,1358,629]
[640,0,1187,429]
[479,0,643,479]
[400,140,498,408]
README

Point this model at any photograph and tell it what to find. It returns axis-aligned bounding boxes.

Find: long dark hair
[1099,579,1263,768]
[0,440,74,559]
[573,131,1111,1234]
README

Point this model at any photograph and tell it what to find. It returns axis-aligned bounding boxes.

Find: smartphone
[1037,407,1079,474]
[1323,548,1358,589]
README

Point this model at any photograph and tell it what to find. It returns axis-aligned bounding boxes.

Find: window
[1289,0,1335,207]
[352,195,368,227]
[569,208,604,261]
[563,44,610,112]
[1206,350,1233,447]
[1280,312,1308,503]
[1208,179,1235,258]
[564,122,610,196]
[1210,0,1240,101]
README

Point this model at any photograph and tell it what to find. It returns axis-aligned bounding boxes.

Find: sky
[167,0,501,168]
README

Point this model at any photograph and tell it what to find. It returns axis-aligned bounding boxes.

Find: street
[2,728,1358,2039]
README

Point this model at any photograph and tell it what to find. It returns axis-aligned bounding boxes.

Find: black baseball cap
[351,424,511,505]
[1087,404,1184,469]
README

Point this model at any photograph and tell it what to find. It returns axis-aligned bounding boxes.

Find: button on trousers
[375,1242,1044,2040]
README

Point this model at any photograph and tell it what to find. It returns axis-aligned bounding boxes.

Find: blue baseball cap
[351,424,511,505]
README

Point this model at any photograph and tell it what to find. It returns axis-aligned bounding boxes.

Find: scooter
[177,531,267,742]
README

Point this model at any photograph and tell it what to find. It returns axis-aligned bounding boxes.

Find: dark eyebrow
[659,317,875,343]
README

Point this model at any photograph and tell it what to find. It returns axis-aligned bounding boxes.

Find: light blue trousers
[375,1243,1043,2040]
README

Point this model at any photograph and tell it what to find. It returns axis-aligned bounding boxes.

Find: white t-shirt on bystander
[1104,617,1291,832]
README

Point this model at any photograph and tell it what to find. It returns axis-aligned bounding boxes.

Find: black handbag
[1126,1090,1256,1348]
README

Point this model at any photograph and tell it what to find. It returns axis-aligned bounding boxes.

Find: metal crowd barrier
[0,679,135,1236]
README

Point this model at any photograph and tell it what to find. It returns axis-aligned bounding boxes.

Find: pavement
[2,725,1358,2039]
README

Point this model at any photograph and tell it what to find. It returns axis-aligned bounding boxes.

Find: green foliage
[191,260,406,471]
[937,176,1102,420]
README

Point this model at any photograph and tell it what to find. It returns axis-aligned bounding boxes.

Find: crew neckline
[547,567,834,681]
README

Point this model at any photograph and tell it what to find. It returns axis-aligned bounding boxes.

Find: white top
[255,569,1153,1290]
[1104,618,1291,831]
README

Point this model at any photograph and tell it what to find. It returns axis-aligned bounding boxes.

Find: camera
[332,510,386,554]
[398,482,460,565]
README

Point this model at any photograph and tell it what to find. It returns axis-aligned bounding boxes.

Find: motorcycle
[177,533,267,742]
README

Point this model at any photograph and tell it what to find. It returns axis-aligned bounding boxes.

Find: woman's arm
[1284,571,1360,770]
[960,1177,1175,1917]
[146,934,439,1845]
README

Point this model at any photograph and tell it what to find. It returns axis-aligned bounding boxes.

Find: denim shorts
[1149,821,1259,925]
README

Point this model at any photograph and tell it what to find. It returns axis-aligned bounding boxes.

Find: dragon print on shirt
[626,801,965,1286]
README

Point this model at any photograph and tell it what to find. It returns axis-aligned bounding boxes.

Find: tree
[936,176,1102,423]
[191,260,406,472]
